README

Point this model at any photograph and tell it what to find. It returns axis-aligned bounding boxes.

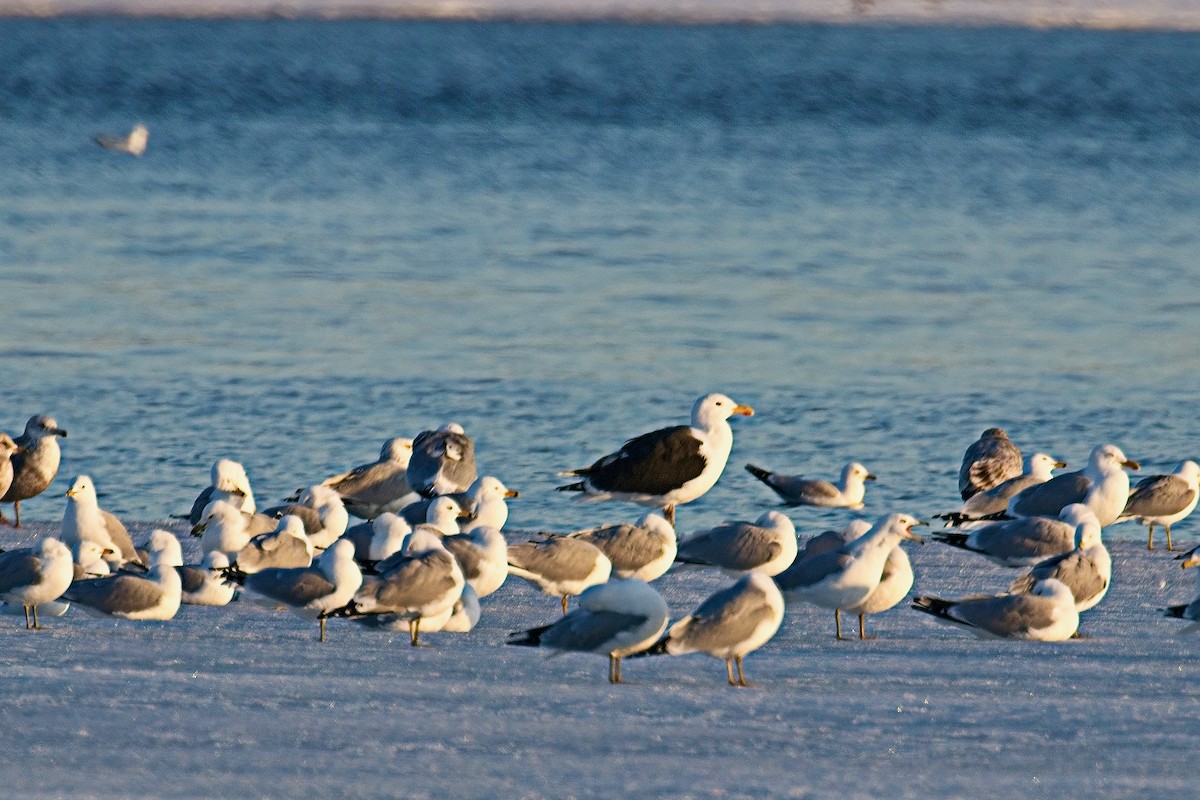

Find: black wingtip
[744,463,772,483]
[628,636,670,658]
[556,481,586,493]
[506,624,552,647]
[1164,604,1190,619]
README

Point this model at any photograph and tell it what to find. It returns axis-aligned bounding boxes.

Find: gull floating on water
[0,537,74,629]
[507,536,612,613]
[95,123,148,156]
[640,572,784,687]
[936,453,1067,526]
[561,511,677,582]
[958,427,1023,501]
[1,415,67,528]
[1005,443,1138,526]
[932,503,1097,567]
[744,461,876,509]
[1009,507,1109,613]
[674,510,797,577]
[912,578,1080,641]
[507,578,670,684]
[1115,459,1200,551]
[557,393,753,526]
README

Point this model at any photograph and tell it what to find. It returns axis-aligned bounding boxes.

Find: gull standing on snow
[507,579,670,684]
[674,510,797,577]
[911,578,1080,641]
[958,427,1023,501]
[1116,460,1200,551]
[311,436,417,520]
[407,423,477,498]
[507,536,612,613]
[563,512,677,582]
[935,453,1067,526]
[557,393,754,526]
[744,461,876,509]
[241,539,363,642]
[0,538,74,629]
[1,415,68,528]
[640,572,784,687]
[1005,443,1139,526]
[775,513,925,640]
[931,503,1094,567]
[1009,507,1110,614]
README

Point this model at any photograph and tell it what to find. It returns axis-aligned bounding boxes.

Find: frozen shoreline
[1,520,1196,798]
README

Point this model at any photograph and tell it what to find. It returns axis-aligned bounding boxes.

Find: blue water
[3,20,1200,536]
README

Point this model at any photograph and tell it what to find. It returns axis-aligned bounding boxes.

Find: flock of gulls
[1,394,1199,687]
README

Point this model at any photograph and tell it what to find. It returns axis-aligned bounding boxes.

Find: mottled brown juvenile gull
[508,578,670,684]
[744,461,876,509]
[563,511,677,582]
[507,536,612,613]
[306,437,417,520]
[675,510,797,577]
[958,427,1022,501]
[242,539,363,642]
[407,423,477,499]
[912,578,1079,641]
[931,503,1093,567]
[1116,459,1200,551]
[1,415,67,528]
[775,513,924,640]
[935,453,1067,526]
[640,572,784,687]
[1005,443,1139,526]
[1009,507,1109,613]
[0,538,74,629]
[557,393,754,526]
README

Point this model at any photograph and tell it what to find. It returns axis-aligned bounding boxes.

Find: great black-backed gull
[557,392,753,525]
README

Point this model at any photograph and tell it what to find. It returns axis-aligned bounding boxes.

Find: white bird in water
[639,572,784,687]
[1116,459,1200,551]
[95,123,148,156]
[911,578,1080,641]
[674,510,797,577]
[744,461,876,509]
[507,579,670,684]
[558,392,753,526]
[0,537,74,629]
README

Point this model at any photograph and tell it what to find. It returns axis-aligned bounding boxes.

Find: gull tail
[744,463,774,484]
[556,481,587,493]
[628,636,670,659]
[506,624,553,648]
[911,595,956,620]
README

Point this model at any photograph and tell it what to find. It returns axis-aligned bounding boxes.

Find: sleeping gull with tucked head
[508,578,670,684]
[187,458,257,525]
[562,511,677,582]
[231,515,315,575]
[744,461,876,509]
[557,392,753,526]
[407,423,477,499]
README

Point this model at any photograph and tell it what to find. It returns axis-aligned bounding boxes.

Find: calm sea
[2,20,1200,537]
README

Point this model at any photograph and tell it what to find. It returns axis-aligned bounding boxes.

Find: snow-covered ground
[1,519,1196,798]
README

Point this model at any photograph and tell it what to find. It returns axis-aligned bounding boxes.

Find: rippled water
[3,20,1200,536]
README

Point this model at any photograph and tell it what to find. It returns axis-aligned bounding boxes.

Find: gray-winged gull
[507,536,612,613]
[1009,507,1109,613]
[508,578,670,684]
[1116,459,1200,551]
[310,436,417,520]
[563,511,677,582]
[675,510,797,577]
[1,415,67,528]
[441,525,508,598]
[231,515,315,575]
[640,572,784,687]
[178,552,238,607]
[958,427,1023,501]
[60,475,142,569]
[744,461,876,508]
[192,499,254,559]
[241,539,363,642]
[557,393,754,526]
[187,458,257,524]
[1164,548,1200,631]
[63,534,183,622]
[775,513,924,640]
[932,503,1095,567]
[912,578,1080,641]
[1006,443,1139,526]
[936,453,1067,525]
[0,538,74,629]
[261,485,349,550]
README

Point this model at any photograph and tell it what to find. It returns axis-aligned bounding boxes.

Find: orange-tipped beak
[733,404,754,417]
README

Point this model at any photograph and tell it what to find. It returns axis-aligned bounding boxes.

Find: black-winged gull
[1,415,67,528]
[774,513,925,640]
[1116,459,1200,551]
[744,461,876,508]
[0,538,74,629]
[507,578,670,684]
[557,392,753,526]
[640,572,784,687]
[911,578,1080,641]
[674,510,798,577]
[958,427,1022,501]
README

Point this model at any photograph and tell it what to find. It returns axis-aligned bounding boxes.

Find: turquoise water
[3,20,1200,535]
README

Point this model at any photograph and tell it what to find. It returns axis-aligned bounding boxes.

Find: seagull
[72,540,114,578]
[744,461,876,508]
[95,123,148,156]
[640,572,784,687]
[558,393,754,526]
[62,534,183,622]
[407,423,477,499]
[674,510,798,577]
[460,476,519,531]
[1115,460,1200,551]
[241,539,363,642]
[261,485,349,550]
[507,579,670,684]
[1005,443,1139,526]
[178,551,238,607]
[441,525,509,598]
[935,453,1067,525]
[303,437,417,520]
[192,499,254,559]
[931,503,1093,567]
[1009,507,1109,613]
[186,458,257,524]
[1,415,68,528]
[958,427,1023,501]
[507,537,612,613]
[60,475,143,569]
[0,538,74,629]
[340,512,413,566]
[231,515,315,575]
[1164,548,1200,631]
[0,433,20,502]
[354,583,481,636]
[562,512,677,582]
[911,578,1080,641]
[775,513,924,640]
[344,530,465,646]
